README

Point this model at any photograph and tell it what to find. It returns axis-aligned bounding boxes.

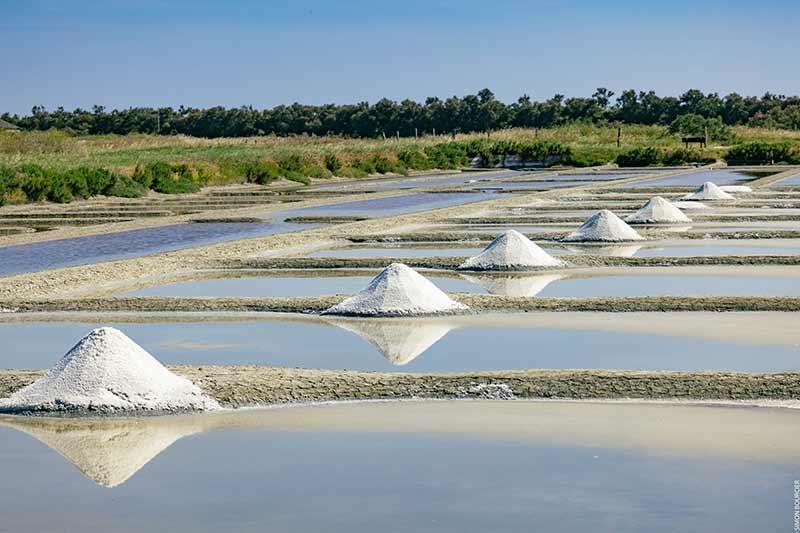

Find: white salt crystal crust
[0,328,219,415]
[625,197,692,224]
[459,230,563,271]
[561,210,644,242]
[322,263,469,317]
[682,182,735,201]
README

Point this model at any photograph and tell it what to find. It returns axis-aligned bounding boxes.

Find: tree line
[3,88,800,138]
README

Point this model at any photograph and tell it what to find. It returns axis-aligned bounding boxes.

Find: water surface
[0,402,796,532]
[1,319,797,372]
[621,169,767,188]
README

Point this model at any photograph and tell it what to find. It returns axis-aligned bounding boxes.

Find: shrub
[134,162,200,194]
[18,175,50,202]
[241,160,281,185]
[304,165,332,180]
[104,174,146,198]
[46,175,74,203]
[324,153,342,175]
[397,149,431,170]
[615,147,662,167]
[725,142,800,165]
[669,114,731,142]
[340,166,368,179]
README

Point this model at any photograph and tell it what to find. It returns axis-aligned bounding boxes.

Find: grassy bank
[2,125,800,205]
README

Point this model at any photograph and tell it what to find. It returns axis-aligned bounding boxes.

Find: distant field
[4,125,800,172]
[1,125,799,206]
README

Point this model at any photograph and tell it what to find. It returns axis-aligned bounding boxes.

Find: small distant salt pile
[625,197,692,224]
[458,230,563,271]
[331,319,455,365]
[462,273,564,297]
[682,182,735,201]
[720,185,752,193]
[322,263,469,317]
[0,328,219,414]
[561,210,644,242]
[672,200,710,210]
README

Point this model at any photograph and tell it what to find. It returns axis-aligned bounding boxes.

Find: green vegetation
[5,88,800,138]
[1,122,799,206]
[724,142,800,165]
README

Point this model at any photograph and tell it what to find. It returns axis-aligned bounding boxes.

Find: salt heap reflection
[326,317,457,365]
[461,273,565,297]
[0,415,205,488]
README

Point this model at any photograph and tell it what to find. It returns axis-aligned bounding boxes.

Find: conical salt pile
[458,230,563,270]
[0,328,220,414]
[322,263,469,317]
[672,200,710,210]
[682,182,735,201]
[330,318,455,365]
[561,210,644,242]
[625,197,692,224]
[720,185,752,193]
[0,416,204,488]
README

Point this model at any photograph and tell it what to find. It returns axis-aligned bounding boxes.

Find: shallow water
[621,169,767,188]
[535,273,800,297]
[283,192,497,217]
[0,402,796,532]
[772,173,800,186]
[309,245,487,258]
[633,243,800,256]
[1,318,798,372]
[0,222,300,277]
[121,274,478,298]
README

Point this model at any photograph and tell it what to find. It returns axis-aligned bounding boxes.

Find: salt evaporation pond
[283,192,497,218]
[620,169,770,188]
[772,173,800,186]
[121,273,478,298]
[531,272,800,298]
[309,245,487,258]
[1,318,798,372]
[0,402,796,532]
[0,221,303,277]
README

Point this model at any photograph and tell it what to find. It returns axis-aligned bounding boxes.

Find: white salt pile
[672,200,711,210]
[0,327,219,414]
[682,182,735,201]
[331,318,455,365]
[719,185,753,193]
[458,230,563,270]
[322,263,469,317]
[561,210,644,242]
[461,273,564,297]
[0,416,203,488]
[625,197,692,224]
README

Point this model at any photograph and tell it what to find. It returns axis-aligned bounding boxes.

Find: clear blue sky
[1,0,798,115]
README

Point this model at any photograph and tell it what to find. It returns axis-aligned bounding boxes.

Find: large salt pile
[0,327,220,414]
[0,416,203,488]
[625,197,692,224]
[561,210,644,242]
[458,230,563,270]
[672,200,710,211]
[682,182,735,201]
[322,263,469,317]
[331,318,455,365]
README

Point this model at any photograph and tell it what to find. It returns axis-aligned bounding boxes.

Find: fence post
[617,126,621,147]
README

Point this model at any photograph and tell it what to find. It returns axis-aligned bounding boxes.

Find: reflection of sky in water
[620,169,767,188]
[285,192,497,217]
[0,415,794,532]
[1,320,798,372]
[0,222,293,277]
[773,173,800,186]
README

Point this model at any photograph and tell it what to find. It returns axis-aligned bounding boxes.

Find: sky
[1,0,798,115]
